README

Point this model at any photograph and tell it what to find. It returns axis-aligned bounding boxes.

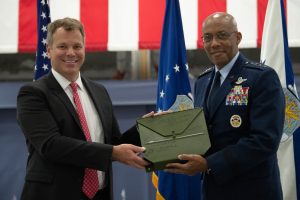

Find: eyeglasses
[201,31,237,43]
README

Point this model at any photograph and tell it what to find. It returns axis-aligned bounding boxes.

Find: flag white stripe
[50,0,80,21]
[180,0,198,49]
[227,0,257,48]
[108,0,138,51]
[287,0,300,47]
[0,0,18,53]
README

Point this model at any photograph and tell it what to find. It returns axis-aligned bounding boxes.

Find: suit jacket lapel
[208,55,245,119]
[82,78,109,140]
[45,73,82,132]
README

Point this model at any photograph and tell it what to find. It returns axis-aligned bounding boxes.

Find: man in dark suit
[165,12,285,200]
[17,17,148,200]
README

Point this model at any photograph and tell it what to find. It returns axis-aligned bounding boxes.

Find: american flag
[154,0,201,199]
[34,0,51,80]
[2,0,300,53]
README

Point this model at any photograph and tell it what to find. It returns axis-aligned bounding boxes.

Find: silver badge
[235,77,247,84]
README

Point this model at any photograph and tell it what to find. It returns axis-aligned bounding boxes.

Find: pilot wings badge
[235,77,247,85]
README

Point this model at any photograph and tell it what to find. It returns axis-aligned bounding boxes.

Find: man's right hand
[112,144,148,169]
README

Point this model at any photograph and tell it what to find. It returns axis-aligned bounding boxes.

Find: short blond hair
[46,17,85,46]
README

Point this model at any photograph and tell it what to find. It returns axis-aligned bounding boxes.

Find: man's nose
[66,48,75,55]
[210,36,221,48]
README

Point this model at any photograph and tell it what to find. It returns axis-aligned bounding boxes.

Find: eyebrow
[203,30,227,34]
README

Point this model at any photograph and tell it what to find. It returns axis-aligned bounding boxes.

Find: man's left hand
[165,154,208,176]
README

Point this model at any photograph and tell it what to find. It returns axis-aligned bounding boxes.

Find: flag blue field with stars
[153,0,201,199]
[260,0,300,199]
[34,0,51,80]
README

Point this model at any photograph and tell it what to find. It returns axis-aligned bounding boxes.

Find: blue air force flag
[154,0,201,199]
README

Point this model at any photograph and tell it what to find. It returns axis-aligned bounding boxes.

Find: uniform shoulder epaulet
[198,67,213,78]
[244,60,267,71]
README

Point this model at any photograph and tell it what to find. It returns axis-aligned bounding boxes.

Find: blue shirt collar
[215,52,239,84]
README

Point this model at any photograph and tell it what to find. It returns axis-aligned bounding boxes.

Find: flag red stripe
[197,0,227,48]
[18,0,37,53]
[283,0,287,23]
[80,0,108,51]
[139,0,165,49]
[257,0,268,48]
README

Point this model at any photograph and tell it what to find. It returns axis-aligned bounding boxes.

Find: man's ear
[236,32,242,45]
[46,45,51,59]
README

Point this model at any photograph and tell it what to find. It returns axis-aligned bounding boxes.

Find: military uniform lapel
[204,71,215,115]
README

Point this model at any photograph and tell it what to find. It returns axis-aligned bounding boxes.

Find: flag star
[41,12,46,19]
[174,64,180,72]
[160,90,165,98]
[157,108,162,113]
[42,38,47,45]
[34,65,37,71]
[41,25,47,32]
[42,51,48,58]
[185,64,189,71]
[165,75,170,82]
[35,0,51,80]
[42,64,48,71]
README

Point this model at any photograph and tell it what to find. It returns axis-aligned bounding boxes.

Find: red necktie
[70,82,99,199]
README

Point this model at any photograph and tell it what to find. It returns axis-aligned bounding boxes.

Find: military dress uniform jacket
[194,54,285,200]
[17,72,140,200]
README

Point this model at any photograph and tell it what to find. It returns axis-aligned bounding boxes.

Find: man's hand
[112,144,148,169]
[165,154,208,176]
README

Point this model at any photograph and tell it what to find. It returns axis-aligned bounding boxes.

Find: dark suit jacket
[17,73,140,200]
[194,54,284,200]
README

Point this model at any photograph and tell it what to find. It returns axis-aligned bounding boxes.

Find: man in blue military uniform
[165,12,285,200]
